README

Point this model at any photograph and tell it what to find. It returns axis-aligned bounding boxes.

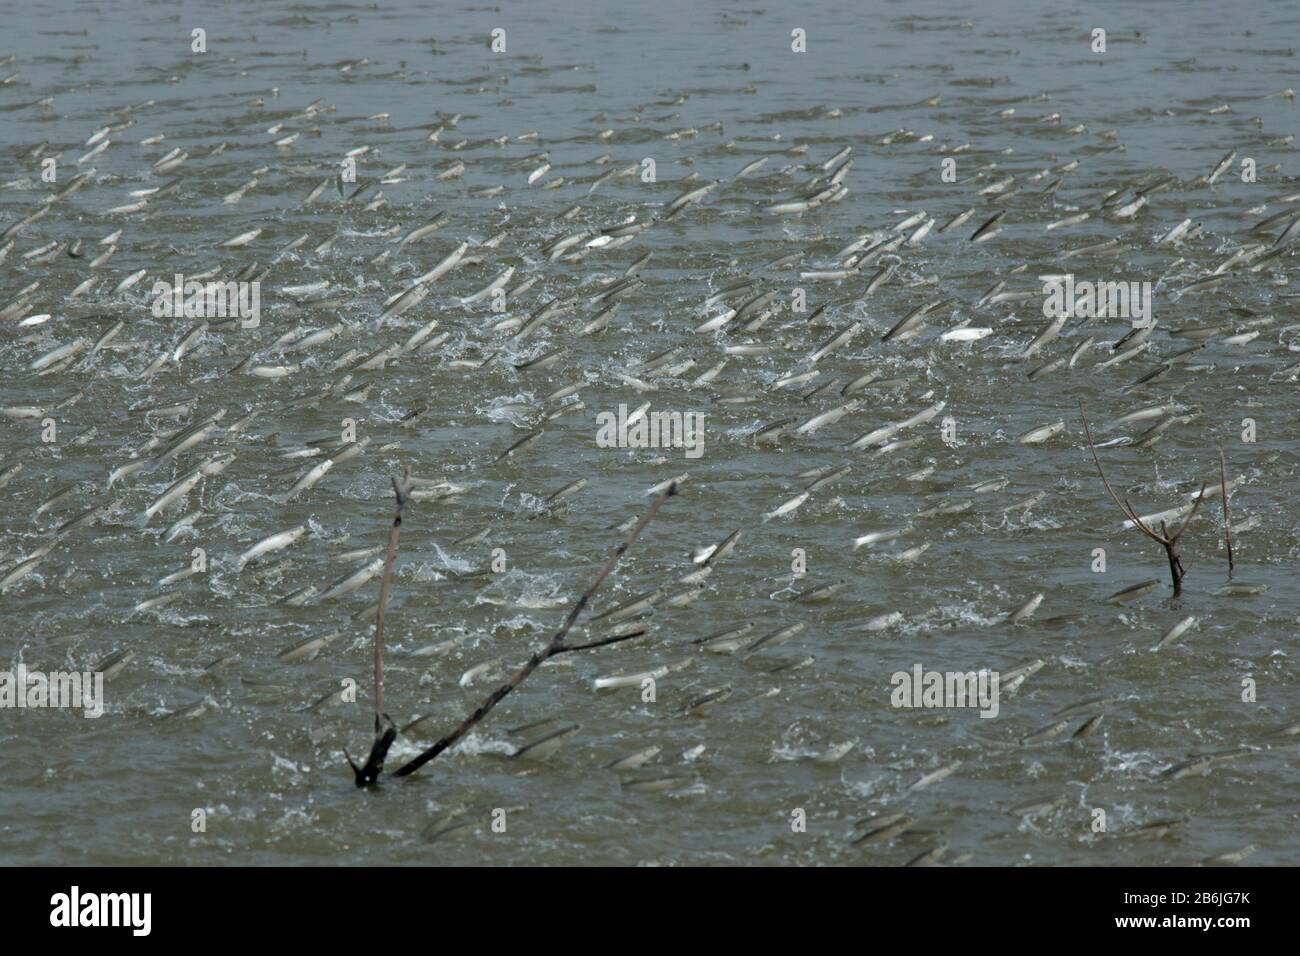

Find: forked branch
[1079,401,1207,596]
[390,482,679,779]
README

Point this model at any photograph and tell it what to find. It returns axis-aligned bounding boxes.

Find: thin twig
[1079,401,1163,543]
[348,468,411,787]
[553,627,648,655]
[373,466,412,733]
[392,482,678,779]
[1219,445,1234,577]
[1122,496,1163,541]
[1079,401,1208,596]
[1168,483,1207,542]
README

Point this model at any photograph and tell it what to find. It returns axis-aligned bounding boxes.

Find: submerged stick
[1219,445,1234,577]
[393,482,678,778]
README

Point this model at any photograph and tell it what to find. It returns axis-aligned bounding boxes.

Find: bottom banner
[0,865,1279,941]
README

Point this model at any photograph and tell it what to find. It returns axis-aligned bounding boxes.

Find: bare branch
[1219,445,1234,577]
[1079,400,1207,597]
[1122,497,1166,543]
[1168,482,1207,543]
[374,465,412,733]
[1079,401,1162,542]
[349,716,397,788]
[392,482,679,779]
[348,468,412,787]
[553,627,648,655]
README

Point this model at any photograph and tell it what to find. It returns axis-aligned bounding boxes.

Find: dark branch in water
[347,467,411,788]
[391,483,678,779]
[553,626,648,655]
[1219,445,1234,577]
[1079,401,1206,596]
[346,715,397,787]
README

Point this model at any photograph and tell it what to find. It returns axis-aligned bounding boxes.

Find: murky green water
[1,0,1297,865]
